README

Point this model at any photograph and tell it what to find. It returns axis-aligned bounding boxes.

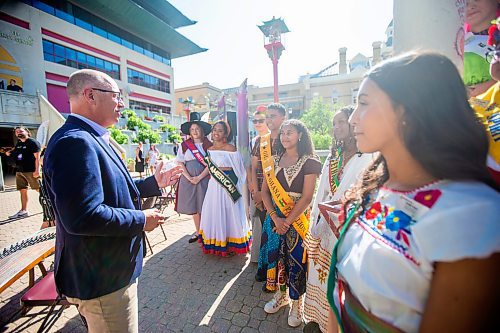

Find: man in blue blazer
[43,69,181,333]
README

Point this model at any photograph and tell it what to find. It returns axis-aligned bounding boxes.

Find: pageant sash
[329,148,343,194]
[260,133,309,241]
[204,153,241,202]
[184,139,207,167]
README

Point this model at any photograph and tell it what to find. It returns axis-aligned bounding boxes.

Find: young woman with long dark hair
[327,52,499,333]
[260,119,321,327]
[303,106,374,333]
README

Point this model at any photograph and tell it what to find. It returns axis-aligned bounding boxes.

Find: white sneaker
[264,291,289,314]
[8,210,29,219]
[288,299,303,327]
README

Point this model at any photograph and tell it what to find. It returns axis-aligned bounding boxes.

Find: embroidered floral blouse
[332,180,500,333]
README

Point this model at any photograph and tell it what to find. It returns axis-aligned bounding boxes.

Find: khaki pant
[66,281,138,333]
[15,171,40,190]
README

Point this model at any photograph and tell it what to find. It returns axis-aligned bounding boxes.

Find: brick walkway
[0,187,304,332]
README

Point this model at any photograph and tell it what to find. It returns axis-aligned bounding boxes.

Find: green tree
[168,132,182,144]
[126,115,150,131]
[133,128,161,144]
[109,127,129,144]
[159,123,177,133]
[300,98,340,150]
[121,109,136,118]
[153,115,165,122]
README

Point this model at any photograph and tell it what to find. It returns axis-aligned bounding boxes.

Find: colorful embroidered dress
[198,150,252,256]
[304,153,373,332]
[329,181,500,333]
[258,154,321,299]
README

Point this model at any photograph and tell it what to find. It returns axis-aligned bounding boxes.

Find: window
[108,32,121,44]
[75,17,92,31]
[27,0,172,65]
[42,39,120,79]
[86,55,95,68]
[133,44,144,54]
[122,39,133,49]
[129,100,170,114]
[55,8,74,24]
[54,44,65,57]
[92,26,107,38]
[127,68,170,93]
[95,58,104,69]
[77,51,86,63]
[33,1,55,15]
[66,49,76,60]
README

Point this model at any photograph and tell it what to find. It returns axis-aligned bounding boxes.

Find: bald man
[43,69,181,333]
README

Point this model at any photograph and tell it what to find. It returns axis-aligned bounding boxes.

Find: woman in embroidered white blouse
[327,52,500,333]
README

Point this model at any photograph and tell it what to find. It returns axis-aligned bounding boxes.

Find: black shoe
[255,273,266,282]
[188,235,199,243]
[303,321,321,333]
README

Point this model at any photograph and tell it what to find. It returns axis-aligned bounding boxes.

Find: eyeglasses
[252,119,265,124]
[92,88,122,101]
[486,50,500,64]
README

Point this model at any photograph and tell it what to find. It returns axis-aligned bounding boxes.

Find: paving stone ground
[0,184,304,332]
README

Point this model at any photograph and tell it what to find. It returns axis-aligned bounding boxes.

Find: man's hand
[143,209,167,232]
[154,161,182,188]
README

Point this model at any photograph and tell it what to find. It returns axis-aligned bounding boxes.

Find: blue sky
[169,0,393,89]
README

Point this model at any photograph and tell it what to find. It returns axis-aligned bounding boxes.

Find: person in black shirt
[6,79,23,92]
[6,126,41,219]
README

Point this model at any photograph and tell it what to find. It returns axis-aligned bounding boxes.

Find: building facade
[175,35,393,122]
[0,0,204,188]
[0,0,205,117]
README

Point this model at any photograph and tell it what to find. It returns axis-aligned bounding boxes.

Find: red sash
[183,139,207,167]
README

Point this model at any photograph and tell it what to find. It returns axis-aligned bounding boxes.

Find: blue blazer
[43,116,161,300]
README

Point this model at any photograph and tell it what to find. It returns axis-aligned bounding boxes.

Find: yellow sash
[260,133,309,241]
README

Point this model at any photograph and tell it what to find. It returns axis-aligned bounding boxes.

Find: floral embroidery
[414,189,442,208]
[385,210,412,231]
[358,201,420,265]
[365,202,382,220]
[395,228,412,247]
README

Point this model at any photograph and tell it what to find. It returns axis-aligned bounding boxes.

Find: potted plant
[126,158,135,172]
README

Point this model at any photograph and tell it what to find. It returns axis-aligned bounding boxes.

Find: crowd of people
[171,52,499,333]
[6,5,499,332]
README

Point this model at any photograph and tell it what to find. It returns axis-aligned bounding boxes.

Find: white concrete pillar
[372,41,382,65]
[339,47,348,75]
[393,0,466,73]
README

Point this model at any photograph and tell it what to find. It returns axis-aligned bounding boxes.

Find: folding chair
[18,272,85,333]
[141,196,167,255]
[154,179,179,213]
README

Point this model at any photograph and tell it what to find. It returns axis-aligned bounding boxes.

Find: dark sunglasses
[252,119,265,124]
